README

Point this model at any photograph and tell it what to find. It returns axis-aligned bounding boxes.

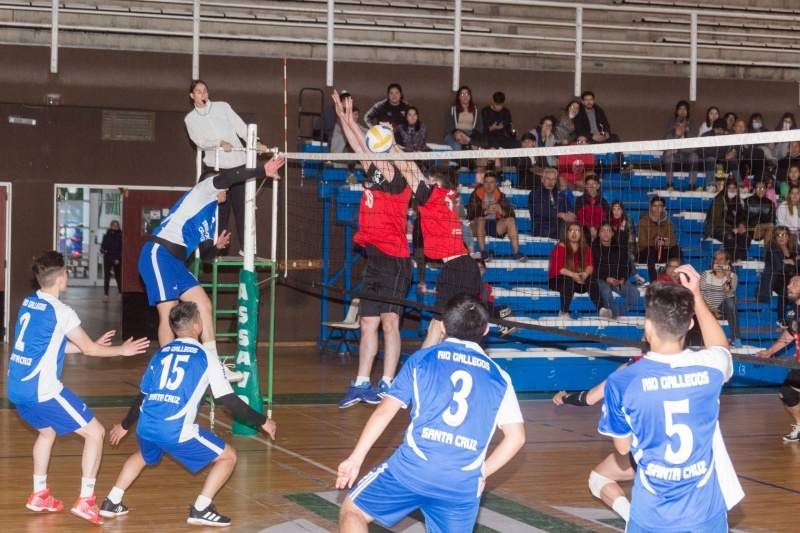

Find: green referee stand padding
[233,269,263,435]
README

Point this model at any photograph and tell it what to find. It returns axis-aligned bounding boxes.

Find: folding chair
[320,298,360,356]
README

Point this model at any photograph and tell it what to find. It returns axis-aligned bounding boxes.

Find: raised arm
[332,91,396,180]
[66,326,149,357]
[676,264,728,349]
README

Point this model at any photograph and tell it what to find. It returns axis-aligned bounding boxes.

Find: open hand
[109,424,128,446]
[96,330,115,346]
[120,337,150,356]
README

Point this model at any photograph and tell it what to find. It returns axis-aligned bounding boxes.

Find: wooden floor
[1,288,798,532]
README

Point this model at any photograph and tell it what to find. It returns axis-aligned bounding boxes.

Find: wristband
[562,390,589,407]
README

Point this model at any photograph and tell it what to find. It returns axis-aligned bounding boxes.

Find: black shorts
[434,255,482,314]
[784,368,800,389]
[360,249,413,317]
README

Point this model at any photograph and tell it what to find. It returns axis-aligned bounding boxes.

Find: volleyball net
[275,127,800,381]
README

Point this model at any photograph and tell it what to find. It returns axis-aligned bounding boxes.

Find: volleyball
[365,125,394,153]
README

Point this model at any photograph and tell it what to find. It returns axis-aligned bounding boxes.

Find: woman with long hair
[700,249,742,348]
[548,222,596,317]
[608,200,648,286]
[698,106,720,136]
[774,112,797,160]
[705,179,749,261]
[665,99,692,136]
[443,85,484,151]
[398,106,428,153]
[554,100,581,145]
[777,185,800,244]
[590,222,639,318]
[757,225,798,328]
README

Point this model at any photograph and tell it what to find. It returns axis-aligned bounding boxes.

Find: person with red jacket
[574,175,609,242]
[558,134,597,191]
[548,222,596,316]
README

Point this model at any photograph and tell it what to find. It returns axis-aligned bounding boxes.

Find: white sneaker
[784,424,800,442]
[558,312,570,318]
[224,363,244,383]
[599,308,613,319]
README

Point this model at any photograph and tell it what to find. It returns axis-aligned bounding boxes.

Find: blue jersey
[385,338,523,501]
[152,179,222,258]
[136,338,233,444]
[599,347,744,531]
[7,291,81,404]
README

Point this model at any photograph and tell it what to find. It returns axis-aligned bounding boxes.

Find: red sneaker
[71,494,104,525]
[26,486,64,512]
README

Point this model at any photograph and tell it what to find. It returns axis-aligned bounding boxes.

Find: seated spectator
[609,200,648,287]
[747,112,776,167]
[698,118,738,184]
[449,129,498,173]
[731,118,766,182]
[705,179,749,262]
[557,135,596,192]
[528,116,558,167]
[764,172,779,207]
[590,222,639,318]
[657,257,683,284]
[777,141,800,185]
[452,192,476,256]
[756,225,797,328]
[665,100,694,137]
[574,175,609,242]
[574,91,621,145]
[467,171,526,262]
[513,132,539,189]
[662,117,700,191]
[773,112,797,160]
[777,185,800,237]
[548,222,595,317]
[528,167,573,239]
[397,106,429,153]
[554,100,581,145]
[637,195,682,282]
[746,180,776,244]
[780,164,800,201]
[698,106,720,137]
[700,249,742,348]
[481,91,520,149]
[444,86,484,151]
[723,112,738,134]
[364,83,410,129]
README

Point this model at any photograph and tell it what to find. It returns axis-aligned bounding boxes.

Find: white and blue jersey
[152,179,222,258]
[383,338,523,502]
[136,338,233,444]
[7,291,81,404]
[599,347,744,532]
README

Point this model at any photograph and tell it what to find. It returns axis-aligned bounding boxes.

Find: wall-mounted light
[8,116,37,126]
[46,94,62,105]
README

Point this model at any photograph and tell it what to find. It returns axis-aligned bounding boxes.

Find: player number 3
[443,370,473,427]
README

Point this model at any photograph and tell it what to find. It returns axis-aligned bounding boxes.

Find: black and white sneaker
[99,497,129,518]
[187,504,231,527]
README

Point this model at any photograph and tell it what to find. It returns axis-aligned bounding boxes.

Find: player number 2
[158,354,190,391]
[14,312,31,352]
[663,399,693,464]
[442,370,473,427]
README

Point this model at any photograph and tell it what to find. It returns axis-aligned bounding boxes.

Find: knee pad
[780,385,800,407]
[588,470,615,499]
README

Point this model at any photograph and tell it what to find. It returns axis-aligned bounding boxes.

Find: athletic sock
[108,487,125,505]
[355,375,371,387]
[80,477,96,498]
[381,376,394,387]
[611,496,631,522]
[33,474,47,493]
[194,495,212,511]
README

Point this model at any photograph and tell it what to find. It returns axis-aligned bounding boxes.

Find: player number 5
[663,399,693,464]
[443,370,473,427]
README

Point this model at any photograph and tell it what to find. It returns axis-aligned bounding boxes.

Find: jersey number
[442,370,473,427]
[158,354,190,391]
[14,312,31,352]
[364,189,374,209]
[663,399,693,464]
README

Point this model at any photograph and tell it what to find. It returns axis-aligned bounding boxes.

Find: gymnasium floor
[1,288,798,532]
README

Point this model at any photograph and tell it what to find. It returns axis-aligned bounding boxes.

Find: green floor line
[283,493,392,532]
[480,492,597,533]
[598,517,626,530]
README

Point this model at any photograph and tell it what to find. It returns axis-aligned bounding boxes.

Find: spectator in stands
[364,83,410,129]
[609,200,648,287]
[330,99,366,154]
[700,249,742,348]
[513,133,538,189]
[661,116,700,191]
[444,86,484,151]
[764,172,779,207]
[574,175,609,242]
[730,118,766,182]
[453,193,477,257]
[665,100,693,137]
[780,163,800,201]
[657,257,683,284]
[777,186,800,238]
[723,112,737,134]
[397,106,428,154]
[777,141,800,185]
[548,222,595,317]
[574,91,620,145]
[467,171,527,262]
[529,116,558,167]
[698,106,720,137]
[745,180,776,244]
[774,112,798,160]
[528,167,573,240]
[705,179,749,262]
[481,91,519,149]
[450,129,497,173]
[559,169,576,211]
[699,118,738,184]
[757,225,797,329]
[590,222,639,319]
[558,134,596,192]
[638,195,682,282]
[747,113,775,165]
[554,100,581,145]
